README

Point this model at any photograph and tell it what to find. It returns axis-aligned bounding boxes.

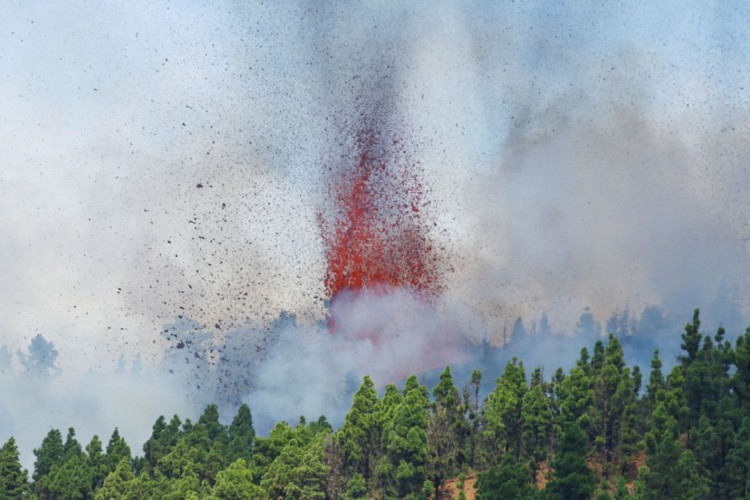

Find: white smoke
[247,288,470,430]
[0,352,193,470]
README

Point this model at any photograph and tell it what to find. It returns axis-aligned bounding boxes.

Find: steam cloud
[2,0,750,464]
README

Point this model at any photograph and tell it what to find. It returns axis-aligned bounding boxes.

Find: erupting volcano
[320,128,442,305]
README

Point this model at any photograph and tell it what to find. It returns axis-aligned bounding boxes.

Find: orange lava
[320,129,441,303]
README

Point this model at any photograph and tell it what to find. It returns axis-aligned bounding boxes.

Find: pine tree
[211,458,264,499]
[196,404,228,445]
[645,350,664,411]
[338,376,382,485]
[545,421,595,500]
[227,404,255,463]
[143,415,182,472]
[33,427,64,497]
[33,428,64,482]
[45,452,94,500]
[251,421,295,474]
[157,439,198,481]
[43,430,95,500]
[105,428,131,474]
[554,364,594,441]
[186,404,230,484]
[483,357,527,462]
[62,427,83,459]
[428,367,467,490]
[725,417,750,499]
[690,415,734,498]
[86,435,108,491]
[467,369,482,468]
[640,400,710,500]
[521,382,552,484]
[163,461,204,499]
[732,328,750,411]
[670,450,709,499]
[679,309,702,367]
[344,473,367,499]
[382,375,430,497]
[0,437,29,498]
[476,456,536,499]
[588,335,632,476]
[617,370,642,478]
[260,432,328,499]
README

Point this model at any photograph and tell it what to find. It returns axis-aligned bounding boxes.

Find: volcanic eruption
[320,127,442,303]
[316,123,450,349]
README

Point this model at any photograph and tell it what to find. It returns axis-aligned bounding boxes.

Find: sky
[2,0,750,462]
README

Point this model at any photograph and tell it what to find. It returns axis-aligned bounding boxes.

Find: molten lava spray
[320,128,442,303]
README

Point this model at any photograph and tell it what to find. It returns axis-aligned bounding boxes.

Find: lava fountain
[319,126,452,355]
[320,128,441,300]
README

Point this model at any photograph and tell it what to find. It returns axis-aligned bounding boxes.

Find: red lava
[320,128,441,310]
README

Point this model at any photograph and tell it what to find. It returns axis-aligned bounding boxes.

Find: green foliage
[158,439,197,480]
[260,432,328,499]
[211,458,263,499]
[725,417,750,499]
[162,462,205,500]
[63,428,83,459]
[585,336,642,477]
[734,328,750,384]
[33,428,64,482]
[227,404,255,463]
[594,479,613,500]
[35,427,93,500]
[545,422,596,500]
[105,428,131,474]
[382,375,430,497]
[467,369,482,467]
[476,457,536,499]
[613,476,628,500]
[483,357,527,462]
[338,375,382,483]
[252,420,295,472]
[95,457,135,500]
[522,382,552,481]
[0,437,29,498]
[344,473,367,499]
[181,405,231,484]
[143,415,182,471]
[428,366,467,489]
[679,309,702,368]
[555,364,594,436]
[86,435,108,490]
[45,453,94,500]
[422,478,435,498]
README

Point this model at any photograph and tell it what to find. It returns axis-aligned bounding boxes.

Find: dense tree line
[2,310,750,498]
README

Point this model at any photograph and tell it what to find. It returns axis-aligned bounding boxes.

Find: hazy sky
[2,0,750,371]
